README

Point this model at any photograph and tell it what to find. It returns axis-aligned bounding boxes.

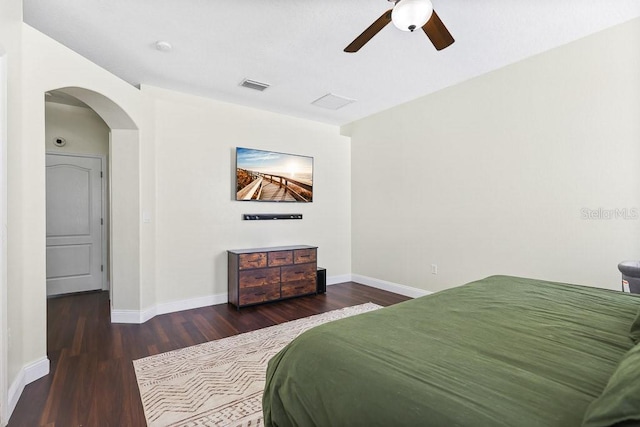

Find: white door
[46,154,103,296]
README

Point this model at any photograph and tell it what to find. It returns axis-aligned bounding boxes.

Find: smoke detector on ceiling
[240,79,270,92]
[311,93,356,110]
[155,41,172,52]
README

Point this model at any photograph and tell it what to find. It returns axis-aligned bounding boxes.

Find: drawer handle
[275,257,286,260]
[299,255,310,258]
[255,276,266,280]
[255,292,265,296]
[295,286,304,290]
[295,271,304,274]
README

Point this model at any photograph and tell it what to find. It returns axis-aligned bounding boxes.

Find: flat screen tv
[235,147,313,202]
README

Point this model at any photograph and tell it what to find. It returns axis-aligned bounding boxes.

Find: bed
[263,275,640,427]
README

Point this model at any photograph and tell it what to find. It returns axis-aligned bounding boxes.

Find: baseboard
[153,293,228,319]
[351,274,432,298]
[110,309,143,324]
[110,275,430,324]
[111,292,228,324]
[7,357,49,420]
[327,274,352,286]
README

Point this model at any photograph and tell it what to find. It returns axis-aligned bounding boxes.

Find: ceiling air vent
[311,93,356,110]
[240,79,270,92]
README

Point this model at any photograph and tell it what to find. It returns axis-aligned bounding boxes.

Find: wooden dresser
[228,245,318,308]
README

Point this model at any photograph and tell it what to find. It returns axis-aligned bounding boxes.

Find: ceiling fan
[344,0,454,53]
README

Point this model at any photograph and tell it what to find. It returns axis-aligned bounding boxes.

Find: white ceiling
[23,1,640,126]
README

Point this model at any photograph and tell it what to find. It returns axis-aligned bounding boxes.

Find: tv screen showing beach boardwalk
[236,147,313,202]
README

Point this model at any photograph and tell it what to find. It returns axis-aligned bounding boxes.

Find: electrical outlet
[431,264,437,275]
[623,280,630,293]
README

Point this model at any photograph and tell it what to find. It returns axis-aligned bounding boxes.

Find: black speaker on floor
[316,267,326,294]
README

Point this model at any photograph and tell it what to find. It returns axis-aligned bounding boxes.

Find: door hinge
[101,218,103,225]
[100,171,103,178]
[101,265,104,272]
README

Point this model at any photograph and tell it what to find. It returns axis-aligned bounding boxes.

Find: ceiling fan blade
[344,9,393,53]
[422,10,455,51]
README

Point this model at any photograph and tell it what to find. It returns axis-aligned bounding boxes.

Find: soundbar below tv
[243,214,303,220]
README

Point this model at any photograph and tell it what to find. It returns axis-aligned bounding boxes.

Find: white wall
[3,23,147,420]
[147,85,351,307]
[1,0,24,423]
[109,129,141,311]
[0,53,9,427]
[45,102,110,156]
[345,17,640,293]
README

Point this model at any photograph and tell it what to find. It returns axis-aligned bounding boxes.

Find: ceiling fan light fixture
[391,0,433,32]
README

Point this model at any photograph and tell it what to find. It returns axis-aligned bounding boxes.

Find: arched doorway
[44,86,140,314]
[45,91,110,296]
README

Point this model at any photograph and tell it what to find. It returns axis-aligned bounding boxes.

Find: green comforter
[263,275,640,427]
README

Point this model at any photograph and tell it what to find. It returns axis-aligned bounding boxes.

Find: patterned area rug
[133,303,382,426]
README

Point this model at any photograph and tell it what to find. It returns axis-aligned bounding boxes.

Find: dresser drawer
[239,267,280,288]
[268,250,293,267]
[239,283,280,306]
[294,248,316,264]
[239,252,267,270]
[228,245,318,308]
[281,279,316,298]
[281,263,316,283]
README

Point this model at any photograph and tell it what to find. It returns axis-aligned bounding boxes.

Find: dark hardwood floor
[8,282,410,426]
